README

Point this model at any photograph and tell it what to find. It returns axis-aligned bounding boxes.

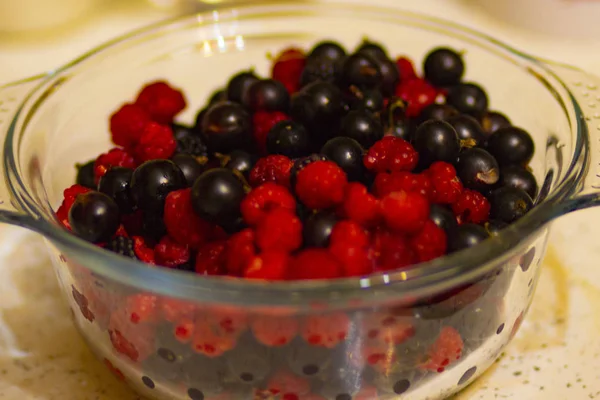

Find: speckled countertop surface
[2,0,600,399]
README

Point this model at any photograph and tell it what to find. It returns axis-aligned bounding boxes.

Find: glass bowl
[1,2,599,399]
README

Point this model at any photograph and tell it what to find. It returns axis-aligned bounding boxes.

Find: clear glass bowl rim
[3,0,586,307]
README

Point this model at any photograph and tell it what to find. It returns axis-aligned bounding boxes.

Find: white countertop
[2,0,600,399]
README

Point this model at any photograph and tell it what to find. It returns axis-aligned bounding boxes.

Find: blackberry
[106,235,136,259]
[176,135,208,157]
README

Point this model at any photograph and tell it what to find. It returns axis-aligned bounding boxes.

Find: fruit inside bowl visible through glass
[1,2,600,400]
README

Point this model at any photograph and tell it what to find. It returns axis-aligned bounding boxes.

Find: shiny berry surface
[130,159,186,211]
[68,191,120,243]
[423,47,465,87]
[98,167,135,213]
[266,120,311,158]
[486,126,535,167]
[201,101,252,153]
[191,168,245,228]
[455,148,499,192]
[226,70,259,103]
[413,120,460,167]
[321,136,366,183]
[446,82,488,118]
[171,153,204,187]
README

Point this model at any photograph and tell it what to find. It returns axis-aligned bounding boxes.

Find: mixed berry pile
[58,39,536,281]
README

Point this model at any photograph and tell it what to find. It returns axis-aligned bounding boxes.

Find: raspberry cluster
[63,40,536,281]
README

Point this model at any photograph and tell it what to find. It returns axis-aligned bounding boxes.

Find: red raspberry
[253,111,290,153]
[452,189,490,224]
[271,48,306,94]
[330,220,369,248]
[330,244,373,277]
[372,229,417,271]
[380,191,430,234]
[256,208,302,252]
[301,313,350,348]
[373,171,432,199]
[249,155,293,188]
[154,236,190,267]
[410,220,447,263]
[363,136,419,173]
[241,182,296,225]
[251,315,299,347]
[135,80,186,124]
[295,161,347,209]
[133,122,177,163]
[94,148,136,184]
[133,236,155,264]
[395,78,440,117]
[125,293,158,324]
[195,241,228,275]
[56,185,91,229]
[396,56,417,83]
[338,183,379,227]
[427,161,463,204]
[109,103,151,148]
[164,189,213,249]
[288,249,343,280]
[244,251,289,280]
[421,326,464,372]
[225,229,256,276]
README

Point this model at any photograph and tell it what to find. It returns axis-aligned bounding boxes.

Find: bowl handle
[541,62,600,215]
[0,75,48,230]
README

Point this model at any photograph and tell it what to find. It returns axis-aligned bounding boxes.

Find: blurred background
[2,0,600,86]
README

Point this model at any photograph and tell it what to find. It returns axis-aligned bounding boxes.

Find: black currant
[489,186,533,223]
[300,56,340,88]
[266,120,311,158]
[348,87,384,113]
[377,58,400,96]
[226,70,259,103]
[446,82,488,117]
[321,136,366,182]
[447,223,490,253]
[486,126,535,166]
[191,168,245,227]
[447,114,485,145]
[417,103,459,124]
[498,165,538,199]
[429,204,458,233]
[201,101,252,153]
[413,120,460,167]
[356,39,389,61]
[303,211,338,248]
[171,153,204,187]
[75,160,96,189]
[455,148,500,191]
[98,167,135,214]
[423,47,465,87]
[225,150,256,179]
[481,110,512,135]
[383,119,413,141]
[339,109,384,148]
[243,78,290,112]
[130,159,186,211]
[485,219,508,236]
[290,81,344,144]
[308,41,347,64]
[340,53,382,89]
[68,191,120,243]
[208,88,227,105]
